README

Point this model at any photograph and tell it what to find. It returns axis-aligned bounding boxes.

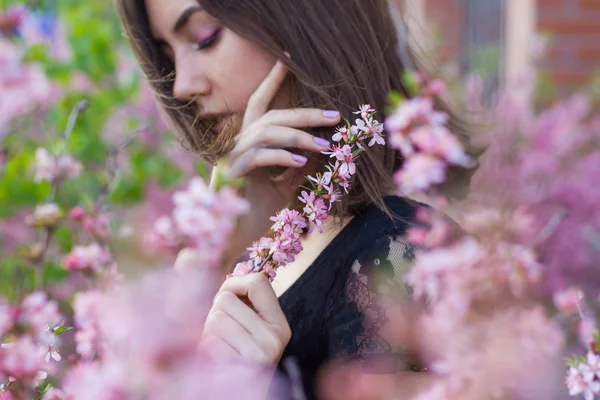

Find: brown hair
[116,0,481,217]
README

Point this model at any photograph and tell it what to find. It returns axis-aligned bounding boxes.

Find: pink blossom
[25,203,62,228]
[270,208,307,233]
[307,172,332,188]
[74,328,97,360]
[232,261,255,276]
[150,216,183,249]
[580,352,600,382]
[68,206,86,221]
[169,178,248,267]
[73,291,102,331]
[354,118,385,147]
[553,287,583,315]
[82,214,111,241]
[63,243,112,272]
[406,237,482,304]
[298,191,328,233]
[426,79,447,96]
[385,97,435,133]
[249,237,274,261]
[410,125,472,167]
[19,292,61,332]
[334,169,352,193]
[1,336,46,378]
[55,154,82,179]
[496,243,542,297]
[0,39,53,135]
[567,365,600,400]
[33,148,81,183]
[395,154,446,195]
[33,148,57,182]
[38,328,61,363]
[326,145,355,176]
[353,104,375,120]
[0,300,11,337]
[332,126,350,143]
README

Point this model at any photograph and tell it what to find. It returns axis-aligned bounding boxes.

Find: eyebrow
[154,5,204,45]
[173,5,203,33]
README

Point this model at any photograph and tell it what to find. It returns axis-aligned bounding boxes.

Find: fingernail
[284,51,291,58]
[323,110,340,119]
[314,137,330,148]
[293,154,308,165]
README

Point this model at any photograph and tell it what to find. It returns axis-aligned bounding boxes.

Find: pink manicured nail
[314,137,330,148]
[293,154,308,165]
[323,110,340,119]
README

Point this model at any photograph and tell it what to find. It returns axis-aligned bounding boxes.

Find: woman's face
[145,0,287,132]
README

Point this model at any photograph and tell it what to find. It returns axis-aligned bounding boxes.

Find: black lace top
[275,196,422,400]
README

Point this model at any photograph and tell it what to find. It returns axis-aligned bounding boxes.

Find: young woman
[117,0,477,398]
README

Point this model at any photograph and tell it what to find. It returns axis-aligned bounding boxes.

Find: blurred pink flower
[63,244,112,273]
[19,292,62,333]
[0,39,53,136]
[553,287,583,315]
[25,203,62,228]
[1,336,46,379]
[567,363,600,400]
[395,153,446,195]
[33,148,82,183]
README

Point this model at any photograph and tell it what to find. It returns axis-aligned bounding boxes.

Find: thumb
[174,247,202,272]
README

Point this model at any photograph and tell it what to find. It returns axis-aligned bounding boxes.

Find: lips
[205,114,233,133]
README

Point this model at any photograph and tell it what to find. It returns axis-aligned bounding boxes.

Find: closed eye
[194,28,222,51]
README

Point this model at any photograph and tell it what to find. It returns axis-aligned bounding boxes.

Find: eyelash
[194,28,221,51]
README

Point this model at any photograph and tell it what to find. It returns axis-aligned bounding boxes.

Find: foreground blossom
[234,106,386,280]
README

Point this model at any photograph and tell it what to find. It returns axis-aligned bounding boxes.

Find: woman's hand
[201,272,292,366]
[212,58,341,268]
[213,58,339,180]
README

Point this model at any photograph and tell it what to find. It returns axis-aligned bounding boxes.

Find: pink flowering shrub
[232,105,386,280]
[1,3,600,400]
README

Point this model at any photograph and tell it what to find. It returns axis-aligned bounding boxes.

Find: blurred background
[403,0,599,97]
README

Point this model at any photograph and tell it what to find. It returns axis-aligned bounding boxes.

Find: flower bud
[25,203,62,229]
[68,206,86,222]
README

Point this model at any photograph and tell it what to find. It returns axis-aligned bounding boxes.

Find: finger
[228,148,308,178]
[261,108,341,129]
[201,334,239,362]
[204,310,265,362]
[213,291,282,347]
[232,126,330,158]
[217,273,286,328]
[173,248,200,272]
[243,60,288,126]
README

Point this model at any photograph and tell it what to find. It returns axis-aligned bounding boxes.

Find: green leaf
[53,323,74,336]
[42,261,69,286]
[54,226,74,253]
[109,178,144,205]
[402,70,420,97]
[388,90,406,109]
[22,43,51,64]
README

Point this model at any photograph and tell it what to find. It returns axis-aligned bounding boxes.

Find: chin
[217,115,239,136]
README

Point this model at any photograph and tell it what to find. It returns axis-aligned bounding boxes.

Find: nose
[172,55,210,102]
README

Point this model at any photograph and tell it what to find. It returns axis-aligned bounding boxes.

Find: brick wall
[420,0,600,92]
[537,0,600,91]
[422,0,462,65]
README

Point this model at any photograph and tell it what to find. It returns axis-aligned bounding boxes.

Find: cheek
[212,31,275,112]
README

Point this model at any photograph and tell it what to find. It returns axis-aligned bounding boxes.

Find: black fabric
[275,196,422,400]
